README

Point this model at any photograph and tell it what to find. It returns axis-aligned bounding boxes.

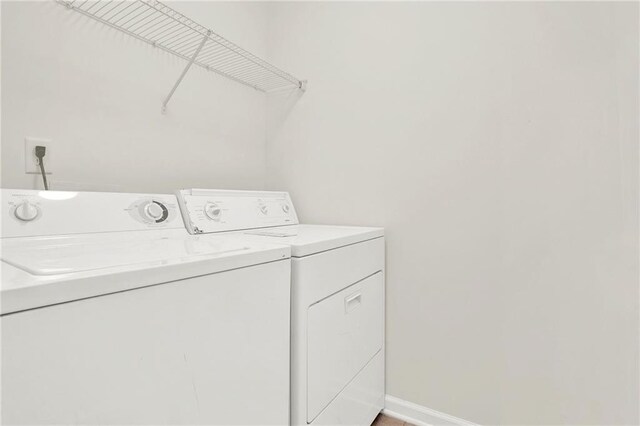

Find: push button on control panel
[258,201,269,215]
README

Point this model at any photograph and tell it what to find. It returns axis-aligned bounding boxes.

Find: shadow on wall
[268,87,305,139]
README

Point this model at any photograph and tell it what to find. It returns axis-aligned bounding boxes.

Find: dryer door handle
[344,292,362,313]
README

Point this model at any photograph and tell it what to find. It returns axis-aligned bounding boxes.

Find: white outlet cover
[25,137,53,174]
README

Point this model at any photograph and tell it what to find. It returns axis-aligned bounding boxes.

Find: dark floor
[371,413,415,426]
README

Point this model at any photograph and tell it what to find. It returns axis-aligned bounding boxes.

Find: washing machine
[176,189,385,426]
[1,189,291,425]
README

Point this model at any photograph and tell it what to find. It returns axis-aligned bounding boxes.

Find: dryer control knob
[281,204,290,213]
[204,203,222,221]
[14,201,39,222]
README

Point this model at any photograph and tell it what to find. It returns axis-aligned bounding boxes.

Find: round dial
[204,203,222,221]
[259,204,268,215]
[144,202,163,220]
[140,201,169,223]
[14,201,39,222]
[281,204,290,213]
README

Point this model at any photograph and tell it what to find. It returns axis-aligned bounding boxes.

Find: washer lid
[1,229,291,315]
[1,230,252,275]
[243,224,384,257]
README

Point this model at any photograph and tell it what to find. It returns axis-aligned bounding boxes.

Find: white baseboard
[382,395,479,426]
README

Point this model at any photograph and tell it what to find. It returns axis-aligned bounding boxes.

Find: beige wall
[266,2,639,425]
[1,1,270,193]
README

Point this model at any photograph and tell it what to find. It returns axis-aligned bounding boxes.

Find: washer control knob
[281,204,290,213]
[144,202,163,220]
[14,201,39,222]
[140,201,169,223]
[204,203,222,221]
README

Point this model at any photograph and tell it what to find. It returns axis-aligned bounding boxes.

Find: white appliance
[176,189,385,426]
[1,189,291,425]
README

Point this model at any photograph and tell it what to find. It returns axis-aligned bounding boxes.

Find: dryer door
[307,272,384,422]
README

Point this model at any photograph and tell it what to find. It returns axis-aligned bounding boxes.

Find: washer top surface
[1,231,289,315]
[2,229,254,276]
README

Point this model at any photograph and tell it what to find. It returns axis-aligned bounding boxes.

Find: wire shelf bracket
[161,30,210,114]
[58,0,306,113]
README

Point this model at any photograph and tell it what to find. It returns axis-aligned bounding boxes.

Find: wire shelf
[58,0,305,98]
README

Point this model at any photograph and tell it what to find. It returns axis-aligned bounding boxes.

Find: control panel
[176,189,299,234]
[2,189,182,238]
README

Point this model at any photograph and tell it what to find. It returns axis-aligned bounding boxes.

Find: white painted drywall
[266,2,639,425]
[1,1,270,193]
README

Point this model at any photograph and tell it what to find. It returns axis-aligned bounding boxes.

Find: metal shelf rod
[162,30,211,114]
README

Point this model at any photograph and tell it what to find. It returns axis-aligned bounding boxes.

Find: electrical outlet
[25,137,54,174]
